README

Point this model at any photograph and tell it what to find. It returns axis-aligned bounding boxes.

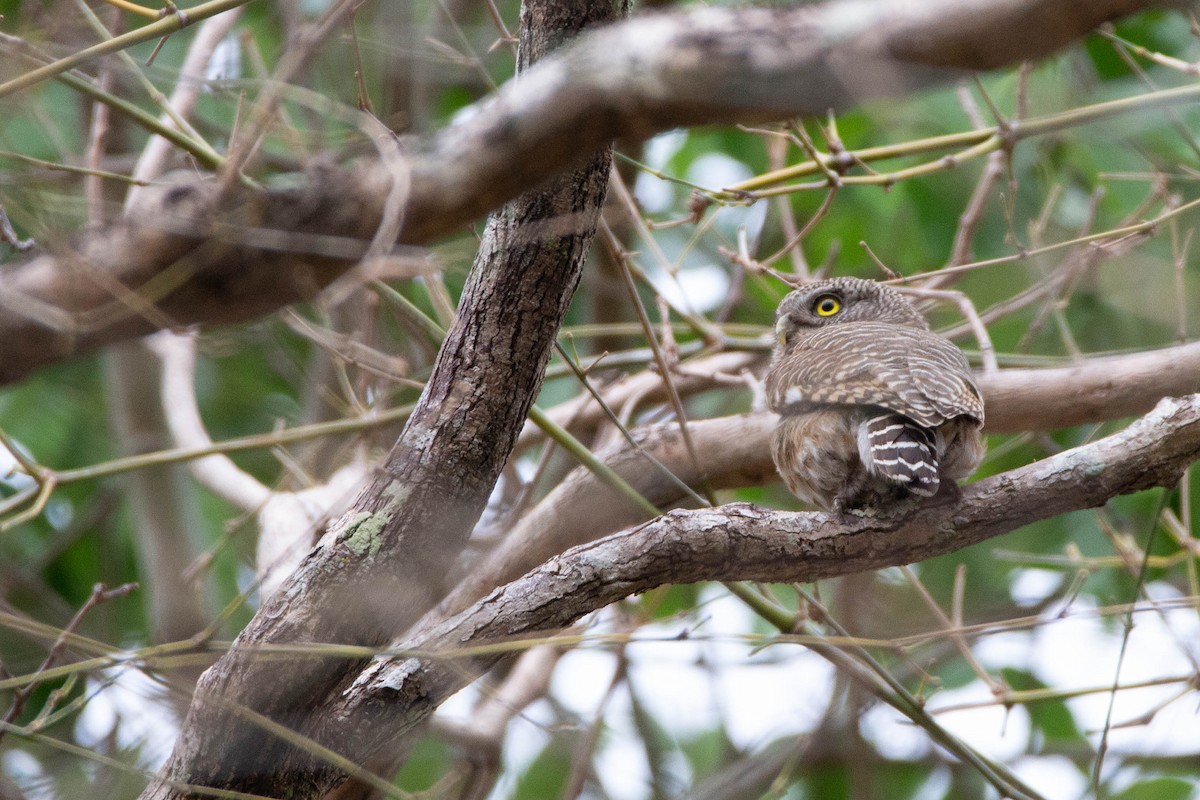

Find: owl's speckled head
[774,277,929,346]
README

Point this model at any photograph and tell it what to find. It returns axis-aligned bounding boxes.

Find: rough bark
[138,0,624,796]
[333,394,1200,755]
[0,0,1184,385]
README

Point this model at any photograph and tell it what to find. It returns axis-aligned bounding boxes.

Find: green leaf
[1111,776,1196,800]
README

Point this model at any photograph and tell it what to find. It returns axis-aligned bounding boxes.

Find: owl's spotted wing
[906,337,984,424]
[766,322,984,427]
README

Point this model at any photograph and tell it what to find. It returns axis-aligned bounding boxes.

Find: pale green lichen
[340,511,384,558]
[334,481,412,560]
[382,481,410,507]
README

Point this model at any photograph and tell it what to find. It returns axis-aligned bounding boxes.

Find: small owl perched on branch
[765,277,985,514]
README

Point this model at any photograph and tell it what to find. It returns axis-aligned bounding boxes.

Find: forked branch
[335,394,1200,756]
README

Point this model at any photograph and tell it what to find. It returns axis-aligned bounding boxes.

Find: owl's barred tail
[863,413,940,497]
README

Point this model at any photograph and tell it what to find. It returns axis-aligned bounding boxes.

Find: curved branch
[434,341,1200,620]
[336,394,1200,766]
[151,330,367,598]
[435,413,776,620]
[0,0,1181,384]
[151,332,272,511]
[400,0,1187,241]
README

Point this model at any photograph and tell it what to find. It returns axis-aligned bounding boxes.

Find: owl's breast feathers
[766,322,984,427]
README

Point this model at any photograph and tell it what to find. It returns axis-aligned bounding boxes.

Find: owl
[765,277,985,514]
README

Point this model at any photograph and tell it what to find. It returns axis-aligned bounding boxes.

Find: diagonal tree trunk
[140,1,626,797]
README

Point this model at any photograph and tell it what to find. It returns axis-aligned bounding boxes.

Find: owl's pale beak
[774,315,790,345]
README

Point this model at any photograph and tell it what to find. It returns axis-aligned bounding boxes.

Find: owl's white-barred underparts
[765,277,985,513]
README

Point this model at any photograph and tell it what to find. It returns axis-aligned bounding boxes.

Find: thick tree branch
[0,0,1182,385]
[436,413,776,621]
[443,341,1200,621]
[976,343,1200,431]
[335,394,1200,762]
[400,0,1188,241]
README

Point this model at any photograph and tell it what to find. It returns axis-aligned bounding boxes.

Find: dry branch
[440,342,1200,622]
[335,394,1200,769]
[977,343,1200,430]
[0,0,1183,385]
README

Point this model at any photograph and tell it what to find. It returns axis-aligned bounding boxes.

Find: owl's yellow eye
[813,294,842,317]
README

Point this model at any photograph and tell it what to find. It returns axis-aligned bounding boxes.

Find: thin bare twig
[0,582,139,746]
[602,218,717,506]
